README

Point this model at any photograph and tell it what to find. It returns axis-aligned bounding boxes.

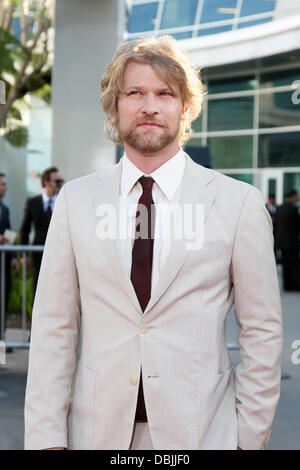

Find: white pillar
[52,0,127,181]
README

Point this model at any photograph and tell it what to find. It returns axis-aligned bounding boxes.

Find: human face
[0,176,7,199]
[117,61,186,155]
[45,171,64,196]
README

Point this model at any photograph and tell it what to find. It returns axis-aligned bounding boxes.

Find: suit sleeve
[20,198,33,245]
[24,186,81,450]
[231,186,283,450]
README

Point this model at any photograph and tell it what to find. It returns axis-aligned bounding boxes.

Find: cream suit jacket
[24,154,282,450]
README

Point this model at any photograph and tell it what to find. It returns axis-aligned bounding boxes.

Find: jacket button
[140,324,149,334]
[130,376,138,386]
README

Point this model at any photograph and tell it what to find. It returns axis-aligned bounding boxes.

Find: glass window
[184,140,212,167]
[208,76,256,94]
[197,25,232,36]
[169,31,193,40]
[260,68,300,88]
[240,0,275,17]
[200,0,237,24]
[258,132,300,167]
[207,135,253,169]
[224,173,253,184]
[11,17,21,40]
[116,145,124,163]
[259,91,300,128]
[208,97,254,131]
[268,178,277,198]
[129,3,159,33]
[192,114,203,133]
[160,0,198,29]
[237,17,272,29]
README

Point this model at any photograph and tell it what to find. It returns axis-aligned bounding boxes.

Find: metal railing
[0,245,44,348]
[0,244,240,351]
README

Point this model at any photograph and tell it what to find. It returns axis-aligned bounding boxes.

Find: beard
[118,117,181,153]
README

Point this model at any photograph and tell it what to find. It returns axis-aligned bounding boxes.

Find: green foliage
[8,255,33,318]
[9,105,22,121]
[3,125,29,147]
[0,1,53,147]
[0,28,29,76]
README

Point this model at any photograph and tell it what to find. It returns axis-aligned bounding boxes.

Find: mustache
[135,117,165,127]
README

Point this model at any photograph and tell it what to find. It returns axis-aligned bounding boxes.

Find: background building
[124,0,300,206]
[3,0,300,232]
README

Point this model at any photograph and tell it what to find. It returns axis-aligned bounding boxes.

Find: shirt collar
[42,191,57,203]
[120,154,144,198]
[120,148,186,201]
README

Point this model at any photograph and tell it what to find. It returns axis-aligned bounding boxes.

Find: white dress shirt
[42,192,57,213]
[119,149,186,294]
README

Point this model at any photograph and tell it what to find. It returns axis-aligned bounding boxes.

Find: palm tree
[0,0,54,147]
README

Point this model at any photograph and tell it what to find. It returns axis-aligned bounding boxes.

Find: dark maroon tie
[130,176,155,422]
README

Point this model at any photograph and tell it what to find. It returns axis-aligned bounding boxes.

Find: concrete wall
[185,14,300,69]
[52,0,126,182]
[0,137,27,231]
[275,0,300,20]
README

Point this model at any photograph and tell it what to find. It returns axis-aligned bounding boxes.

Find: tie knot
[139,176,154,191]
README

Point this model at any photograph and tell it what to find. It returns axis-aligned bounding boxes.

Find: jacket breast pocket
[68,362,96,450]
[186,240,226,261]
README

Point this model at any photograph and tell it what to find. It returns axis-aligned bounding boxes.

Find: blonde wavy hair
[100,35,204,146]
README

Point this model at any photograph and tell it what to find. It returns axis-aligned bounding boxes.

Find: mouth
[137,122,163,128]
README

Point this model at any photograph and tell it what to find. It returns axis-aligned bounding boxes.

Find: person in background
[19,167,64,297]
[275,189,300,291]
[266,194,277,259]
[0,173,19,348]
[266,194,277,224]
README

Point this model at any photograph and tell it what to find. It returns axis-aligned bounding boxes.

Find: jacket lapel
[144,154,216,314]
[94,162,143,314]
[94,154,216,316]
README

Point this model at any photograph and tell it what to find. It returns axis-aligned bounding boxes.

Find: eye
[129,90,142,96]
[160,91,173,97]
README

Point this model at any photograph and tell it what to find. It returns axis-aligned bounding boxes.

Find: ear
[181,104,190,120]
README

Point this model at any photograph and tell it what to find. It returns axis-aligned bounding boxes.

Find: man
[25,36,282,450]
[266,194,277,224]
[0,173,19,338]
[19,167,64,297]
[274,189,300,291]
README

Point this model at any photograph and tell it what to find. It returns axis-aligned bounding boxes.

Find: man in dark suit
[20,167,64,297]
[275,189,300,291]
[0,173,19,337]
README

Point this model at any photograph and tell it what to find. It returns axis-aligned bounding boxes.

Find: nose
[141,93,159,116]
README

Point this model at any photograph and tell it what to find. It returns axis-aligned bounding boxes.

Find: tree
[0,0,54,147]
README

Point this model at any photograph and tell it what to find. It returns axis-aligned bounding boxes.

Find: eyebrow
[122,86,176,94]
